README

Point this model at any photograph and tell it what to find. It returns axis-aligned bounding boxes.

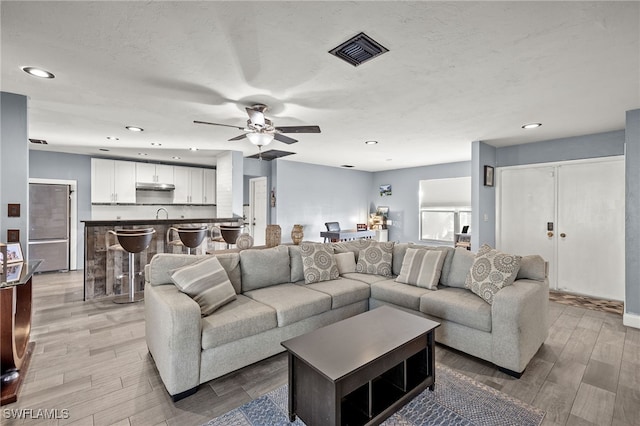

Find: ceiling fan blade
[275,125,321,134]
[246,108,265,127]
[228,134,247,141]
[194,120,245,130]
[274,133,298,144]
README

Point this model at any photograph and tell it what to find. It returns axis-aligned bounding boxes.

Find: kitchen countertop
[82,217,241,226]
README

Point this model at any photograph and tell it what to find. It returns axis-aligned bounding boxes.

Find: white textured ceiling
[1,1,638,171]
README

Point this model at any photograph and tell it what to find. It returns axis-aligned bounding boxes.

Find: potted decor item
[265,225,281,247]
[291,224,304,245]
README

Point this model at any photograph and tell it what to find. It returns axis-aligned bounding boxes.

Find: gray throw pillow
[356,241,395,276]
[334,252,357,274]
[170,257,237,316]
[444,247,476,288]
[465,244,522,304]
[395,248,446,290]
[300,242,339,284]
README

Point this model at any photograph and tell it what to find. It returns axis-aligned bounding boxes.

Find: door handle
[547,231,554,237]
[560,233,566,238]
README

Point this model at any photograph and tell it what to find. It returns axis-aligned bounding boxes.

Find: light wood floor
[3,271,640,426]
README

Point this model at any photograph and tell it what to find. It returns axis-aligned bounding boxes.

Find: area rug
[549,290,624,315]
[203,366,545,426]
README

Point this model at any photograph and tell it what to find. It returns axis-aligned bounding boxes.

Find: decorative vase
[265,225,281,248]
[291,224,304,245]
[235,233,254,250]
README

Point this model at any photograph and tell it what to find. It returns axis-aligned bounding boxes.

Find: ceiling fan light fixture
[246,132,274,147]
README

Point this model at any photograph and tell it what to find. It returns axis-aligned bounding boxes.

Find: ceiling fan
[194,104,321,155]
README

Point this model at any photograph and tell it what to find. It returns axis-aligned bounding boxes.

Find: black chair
[324,222,340,242]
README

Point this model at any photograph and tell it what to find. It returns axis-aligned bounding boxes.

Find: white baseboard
[623,312,640,329]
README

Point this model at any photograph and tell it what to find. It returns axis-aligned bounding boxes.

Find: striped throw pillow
[395,248,447,289]
[170,256,237,316]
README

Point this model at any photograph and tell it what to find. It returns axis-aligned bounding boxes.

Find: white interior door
[497,166,557,289]
[556,159,625,300]
[249,177,268,246]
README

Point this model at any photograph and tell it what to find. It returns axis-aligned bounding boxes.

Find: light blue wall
[497,130,625,167]
[625,110,640,317]
[274,160,373,243]
[29,151,92,269]
[371,162,471,243]
[1,92,29,251]
[471,141,496,251]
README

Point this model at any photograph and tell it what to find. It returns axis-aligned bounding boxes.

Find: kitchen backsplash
[91,204,217,220]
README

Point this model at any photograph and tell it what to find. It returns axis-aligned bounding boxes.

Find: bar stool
[166,225,208,254]
[211,225,245,249]
[107,228,156,304]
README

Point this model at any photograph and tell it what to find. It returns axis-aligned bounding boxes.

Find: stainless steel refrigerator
[29,183,70,272]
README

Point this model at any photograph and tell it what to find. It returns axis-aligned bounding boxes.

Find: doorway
[249,177,268,246]
[496,157,625,301]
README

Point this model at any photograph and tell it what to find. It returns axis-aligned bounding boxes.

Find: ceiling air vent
[329,32,389,67]
[29,138,48,144]
[246,149,295,161]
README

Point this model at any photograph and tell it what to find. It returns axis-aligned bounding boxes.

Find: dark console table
[282,306,439,426]
[1,260,41,405]
[320,229,376,242]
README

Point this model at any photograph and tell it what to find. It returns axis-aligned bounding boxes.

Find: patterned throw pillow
[356,241,395,276]
[465,244,522,304]
[395,248,446,289]
[300,242,339,284]
[170,256,237,316]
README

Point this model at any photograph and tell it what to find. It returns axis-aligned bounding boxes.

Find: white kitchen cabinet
[91,158,136,203]
[136,163,174,184]
[174,166,203,204]
[203,169,216,205]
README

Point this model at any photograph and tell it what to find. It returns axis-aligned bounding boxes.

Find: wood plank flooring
[3,271,640,426]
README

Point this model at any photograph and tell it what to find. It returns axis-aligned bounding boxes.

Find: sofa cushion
[443,247,475,288]
[300,242,339,284]
[244,283,332,327]
[356,241,395,276]
[201,294,277,350]
[370,279,432,310]
[419,287,492,332]
[170,257,237,316]
[334,252,357,274]
[332,239,373,261]
[516,255,547,281]
[303,277,370,309]
[395,248,446,290]
[465,244,522,305]
[342,272,390,285]
[288,245,305,283]
[240,245,291,291]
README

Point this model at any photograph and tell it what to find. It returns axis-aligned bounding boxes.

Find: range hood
[135,182,175,191]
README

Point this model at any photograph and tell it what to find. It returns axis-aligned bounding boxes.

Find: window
[419,177,471,245]
[420,209,471,244]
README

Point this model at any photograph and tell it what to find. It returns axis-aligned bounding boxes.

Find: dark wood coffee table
[281,305,439,426]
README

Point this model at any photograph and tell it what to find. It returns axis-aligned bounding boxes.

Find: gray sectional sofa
[144,241,549,401]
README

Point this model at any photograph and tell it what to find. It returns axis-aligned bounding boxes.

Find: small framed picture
[379,184,392,196]
[4,243,24,263]
[5,262,23,282]
[484,166,494,187]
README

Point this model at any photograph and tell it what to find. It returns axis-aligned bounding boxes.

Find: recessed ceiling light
[365,140,378,145]
[341,165,354,168]
[126,126,144,132]
[172,156,181,160]
[138,152,148,156]
[521,123,542,129]
[106,136,119,141]
[21,66,55,79]
[99,148,110,152]
[189,147,198,151]
[151,142,162,146]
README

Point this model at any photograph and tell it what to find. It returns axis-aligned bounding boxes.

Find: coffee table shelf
[282,306,439,426]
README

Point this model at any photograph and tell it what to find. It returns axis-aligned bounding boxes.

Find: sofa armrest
[490,278,549,373]
[145,283,201,396]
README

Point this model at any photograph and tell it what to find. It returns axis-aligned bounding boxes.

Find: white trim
[623,312,640,329]
[29,178,78,270]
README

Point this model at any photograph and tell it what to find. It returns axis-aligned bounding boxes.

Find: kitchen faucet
[155,208,169,220]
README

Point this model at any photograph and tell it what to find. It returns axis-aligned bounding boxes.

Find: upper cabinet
[174,166,204,204]
[136,163,174,184]
[203,169,216,205]
[91,158,136,203]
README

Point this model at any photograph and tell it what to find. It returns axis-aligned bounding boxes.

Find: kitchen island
[82,217,242,300]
